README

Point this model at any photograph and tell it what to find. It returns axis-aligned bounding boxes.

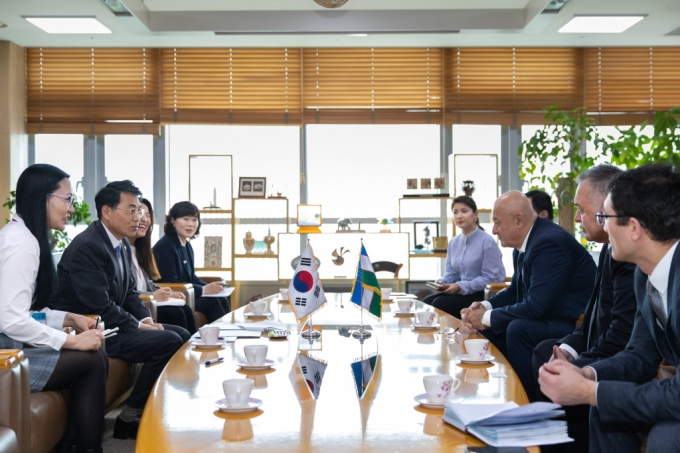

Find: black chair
[372,261,403,278]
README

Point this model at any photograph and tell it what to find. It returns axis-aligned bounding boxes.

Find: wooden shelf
[409,252,446,258]
[234,253,279,259]
[199,209,232,214]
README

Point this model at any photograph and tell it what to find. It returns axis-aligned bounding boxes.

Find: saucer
[190,339,227,349]
[394,311,415,317]
[455,354,495,364]
[244,312,271,319]
[413,393,463,409]
[236,359,275,370]
[215,397,263,413]
[411,323,440,331]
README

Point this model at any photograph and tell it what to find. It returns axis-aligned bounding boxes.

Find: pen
[204,357,224,366]
[95,316,100,330]
[453,327,460,334]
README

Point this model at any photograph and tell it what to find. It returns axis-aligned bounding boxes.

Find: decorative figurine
[378,218,393,233]
[243,231,255,254]
[462,180,475,196]
[263,228,276,255]
[332,247,350,266]
[337,218,352,231]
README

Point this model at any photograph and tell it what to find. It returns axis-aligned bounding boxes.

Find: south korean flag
[298,352,328,400]
[288,243,327,321]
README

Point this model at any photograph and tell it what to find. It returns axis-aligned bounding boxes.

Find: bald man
[462,191,596,400]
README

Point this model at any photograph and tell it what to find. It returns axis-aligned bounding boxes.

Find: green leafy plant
[3,191,92,252]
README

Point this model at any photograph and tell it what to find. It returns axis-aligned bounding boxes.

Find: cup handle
[452,379,461,393]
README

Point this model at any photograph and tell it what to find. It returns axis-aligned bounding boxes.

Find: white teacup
[416,311,437,326]
[465,339,490,360]
[423,374,461,403]
[199,326,220,345]
[397,299,415,313]
[222,378,253,408]
[279,288,288,299]
[382,288,392,300]
[250,299,267,316]
[244,344,268,365]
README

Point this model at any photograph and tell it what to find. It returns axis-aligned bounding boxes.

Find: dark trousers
[157,304,197,335]
[196,296,231,323]
[482,318,574,404]
[532,338,593,452]
[112,324,187,409]
[422,291,485,318]
[590,406,680,453]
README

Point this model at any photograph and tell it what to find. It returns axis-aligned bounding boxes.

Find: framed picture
[433,177,446,190]
[413,221,439,250]
[297,204,322,227]
[406,178,418,190]
[238,177,266,198]
[420,178,432,189]
[405,280,437,301]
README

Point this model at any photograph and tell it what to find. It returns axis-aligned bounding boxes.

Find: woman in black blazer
[153,201,230,323]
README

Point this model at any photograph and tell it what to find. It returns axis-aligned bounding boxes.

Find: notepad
[202,287,235,298]
[444,402,572,447]
[156,297,186,306]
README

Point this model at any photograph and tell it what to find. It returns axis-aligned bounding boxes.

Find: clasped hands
[460,301,487,331]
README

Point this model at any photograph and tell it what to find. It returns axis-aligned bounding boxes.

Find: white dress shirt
[0,215,68,350]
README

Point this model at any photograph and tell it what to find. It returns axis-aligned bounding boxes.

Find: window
[35,134,85,199]
[104,135,154,207]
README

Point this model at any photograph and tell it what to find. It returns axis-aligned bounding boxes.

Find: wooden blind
[301,48,442,124]
[26,48,160,135]
[444,48,584,125]
[160,48,301,125]
[585,47,680,125]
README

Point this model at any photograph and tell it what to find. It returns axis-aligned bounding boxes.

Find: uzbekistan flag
[350,353,378,399]
[349,244,382,320]
[288,243,327,321]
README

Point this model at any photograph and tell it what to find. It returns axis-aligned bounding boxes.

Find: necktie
[646,279,667,327]
[114,244,123,275]
[516,252,525,301]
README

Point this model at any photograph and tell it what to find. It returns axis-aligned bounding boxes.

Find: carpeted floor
[101,405,136,453]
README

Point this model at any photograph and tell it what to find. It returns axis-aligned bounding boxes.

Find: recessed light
[23,17,111,34]
[559,15,645,33]
[347,33,368,37]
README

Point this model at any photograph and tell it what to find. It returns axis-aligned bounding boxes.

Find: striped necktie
[646,279,667,327]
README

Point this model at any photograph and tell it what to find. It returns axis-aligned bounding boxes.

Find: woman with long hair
[126,198,197,334]
[153,201,230,323]
[423,195,506,318]
[0,164,107,453]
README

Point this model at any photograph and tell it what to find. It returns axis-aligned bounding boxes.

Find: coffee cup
[199,326,220,345]
[279,288,288,300]
[244,344,268,365]
[465,338,490,360]
[222,378,253,408]
[249,299,267,316]
[416,311,437,326]
[423,374,460,403]
[382,288,392,300]
[397,299,414,313]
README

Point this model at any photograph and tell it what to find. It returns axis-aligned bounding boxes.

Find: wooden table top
[136,294,538,453]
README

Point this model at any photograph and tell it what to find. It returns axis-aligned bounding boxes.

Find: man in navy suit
[53,180,188,440]
[539,164,680,452]
[462,191,596,400]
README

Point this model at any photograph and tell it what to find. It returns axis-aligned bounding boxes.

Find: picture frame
[433,177,446,190]
[420,178,432,189]
[413,221,439,250]
[406,178,418,190]
[297,204,323,227]
[238,177,266,198]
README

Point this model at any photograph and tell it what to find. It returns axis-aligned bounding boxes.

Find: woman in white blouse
[0,164,107,453]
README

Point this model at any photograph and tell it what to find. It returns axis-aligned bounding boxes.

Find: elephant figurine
[337,218,352,231]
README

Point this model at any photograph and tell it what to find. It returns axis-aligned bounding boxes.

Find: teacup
[199,326,220,345]
[382,288,392,300]
[244,344,268,365]
[250,299,267,316]
[465,339,490,360]
[222,378,254,407]
[397,299,414,313]
[279,288,289,300]
[423,374,461,403]
[416,311,437,326]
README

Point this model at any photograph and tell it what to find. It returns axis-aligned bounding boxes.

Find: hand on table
[538,359,598,406]
[549,345,574,362]
[460,301,486,331]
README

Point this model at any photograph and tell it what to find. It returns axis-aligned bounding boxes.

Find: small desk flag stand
[350,240,383,343]
[288,240,326,342]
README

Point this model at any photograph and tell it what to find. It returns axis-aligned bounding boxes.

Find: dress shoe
[113,416,140,440]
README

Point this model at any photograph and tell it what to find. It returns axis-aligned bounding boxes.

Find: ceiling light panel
[559,15,645,33]
[24,17,112,34]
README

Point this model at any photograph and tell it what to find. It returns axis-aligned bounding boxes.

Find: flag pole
[352,238,371,343]
[301,239,321,341]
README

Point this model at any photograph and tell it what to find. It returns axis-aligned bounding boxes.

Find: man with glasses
[539,164,680,452]
[530,164,637,451]
[52,180,188,440]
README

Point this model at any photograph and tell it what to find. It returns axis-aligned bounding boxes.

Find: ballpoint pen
[204,357,224,366]
[95,316,100,330]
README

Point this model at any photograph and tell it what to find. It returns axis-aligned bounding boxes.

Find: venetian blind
[301,48,443,124]
[159,48,301,125]
[26,48,160,135]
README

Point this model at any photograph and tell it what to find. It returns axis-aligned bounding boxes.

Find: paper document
[202,287,235,298]
[156,297,186,306]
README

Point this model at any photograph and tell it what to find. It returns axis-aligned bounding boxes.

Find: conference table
[136,294,539,453]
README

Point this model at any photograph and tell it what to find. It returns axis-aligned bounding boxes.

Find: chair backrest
[372,261,403,278]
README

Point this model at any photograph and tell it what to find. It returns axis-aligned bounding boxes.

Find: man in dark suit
[461,191,596,400]
[539,164,680,452]
[52,180,189,440]
[531,165,637,451]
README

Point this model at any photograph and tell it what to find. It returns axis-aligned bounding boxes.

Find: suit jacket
[487,217,596,333]
[558,244,637,360]
[591,244,680,425]
[153,233,208,297]
[51,221,151,356]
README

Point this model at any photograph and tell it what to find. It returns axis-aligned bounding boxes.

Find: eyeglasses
[113,207,146,217]
[595,211,629,226]
[49,193,74,208]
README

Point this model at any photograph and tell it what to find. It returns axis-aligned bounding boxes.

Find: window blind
[26,48,160,135]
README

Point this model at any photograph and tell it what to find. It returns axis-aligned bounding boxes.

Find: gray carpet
[101,405,136,453]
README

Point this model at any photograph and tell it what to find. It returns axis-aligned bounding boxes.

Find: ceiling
[0,0,679,48]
